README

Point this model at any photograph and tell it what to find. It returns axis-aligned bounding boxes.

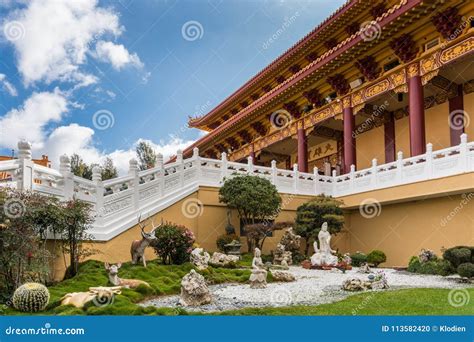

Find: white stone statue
[249,248,267,288]
[311,222,338,266]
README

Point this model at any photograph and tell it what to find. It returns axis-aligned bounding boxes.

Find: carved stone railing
[2,134,473,240]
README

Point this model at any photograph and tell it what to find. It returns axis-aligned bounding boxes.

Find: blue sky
[0,0,344,173]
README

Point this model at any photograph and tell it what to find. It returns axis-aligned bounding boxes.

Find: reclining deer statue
[104,263,151,288]
[131,214,161,267]
[60,286,122,308]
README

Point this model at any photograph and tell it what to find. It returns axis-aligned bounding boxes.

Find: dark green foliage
[350,252,367,267]
[216,234,239,252]
[457,263,474,278]
[367,250,387,267]
[152,223,195,264]
[70,154,118,180]
[295,195,344,255]
[219,175,281,251]
[443,246,473,268]
[100,157,118,180]
[407,257,454,276]
[136,141,157,170]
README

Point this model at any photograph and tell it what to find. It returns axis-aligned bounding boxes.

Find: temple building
[184,0,474,176]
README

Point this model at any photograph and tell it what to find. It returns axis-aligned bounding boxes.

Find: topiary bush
[443,246,472,268]
[457,263,474,278]
[12,283,50,312]
[407,256,454,276]
[152,223,195,265]
[350,252,367,267]
[367,250,387,267]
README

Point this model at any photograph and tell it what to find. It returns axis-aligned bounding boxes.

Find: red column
[448,84,464,146]
[297,122,308,173]
[384,112,396,163]
[343,105,356,173]
[408,65,426,156]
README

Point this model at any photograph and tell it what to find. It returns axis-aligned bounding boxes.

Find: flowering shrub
[152,223,195,265]
[418,248,437,263]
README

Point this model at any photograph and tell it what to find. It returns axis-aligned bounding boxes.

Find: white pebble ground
[140,267,473,312]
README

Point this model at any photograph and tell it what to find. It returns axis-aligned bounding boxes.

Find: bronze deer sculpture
[130,214,161,267]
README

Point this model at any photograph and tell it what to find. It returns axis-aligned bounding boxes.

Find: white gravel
[139,267,472,312]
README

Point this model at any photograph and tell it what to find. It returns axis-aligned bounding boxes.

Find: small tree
[136,141,157,170]
[295,195,345,256]
[244,221,293,251]
[101,157,118,180]
[219,175,281,252]
[57,198,95,278]
[70,154,93,180]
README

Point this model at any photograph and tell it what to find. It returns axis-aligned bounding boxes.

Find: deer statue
[130,213,161,267]
[60,286,122,308]
[104,263,151,289]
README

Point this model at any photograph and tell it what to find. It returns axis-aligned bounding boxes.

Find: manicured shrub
[443,246,472,268]
[407,257,453,276]
[457,263,474,278]
[152,223,195,265]
[216,234,239,252]
[350,252,367,267]
[367,250,387,267]
[12,283,50,312]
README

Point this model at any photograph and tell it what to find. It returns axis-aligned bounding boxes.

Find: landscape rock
[190,248,210,270]
[271,270,296,282]
[209,252,239,267]
[179,270,212,306]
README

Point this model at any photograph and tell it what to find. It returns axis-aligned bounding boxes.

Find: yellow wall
[464,92,474,139]
[425,101,450,150]
[355,125,385,170]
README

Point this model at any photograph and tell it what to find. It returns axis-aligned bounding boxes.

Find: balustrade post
[59,154,74,200]
[247,155,253,174]
[177,150,184,187]
[92,166,104,224]
[293,163,299,193]
[129,158,140,210]
[459,133,468,172]
[156,153,165,197]
[425,143,433,179]
[349,164,355,193]
[193,147,201,182]
[396,151,403,183]
[16,140,34,191]
[271,160,277,185]
[313,167,320,195]
[221,152,228,181]
[371,158,378,187]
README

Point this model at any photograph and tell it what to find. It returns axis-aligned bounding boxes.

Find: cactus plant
[12,283,50,312]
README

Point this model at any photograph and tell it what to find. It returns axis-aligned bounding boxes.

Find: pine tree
[136,141,157,170]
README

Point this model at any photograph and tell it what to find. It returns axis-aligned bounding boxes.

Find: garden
[0,175,472,316]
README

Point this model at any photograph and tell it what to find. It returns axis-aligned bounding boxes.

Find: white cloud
[3,0,142,86]
[95,41,143,70]
[0,89,68,149]
[0,73,18,96]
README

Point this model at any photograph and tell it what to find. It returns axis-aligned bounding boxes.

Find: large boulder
[179,270,212,306]
[270,270,295,282]
[342,278,372,292]
[209,252,239,267]
[190,248,210,270]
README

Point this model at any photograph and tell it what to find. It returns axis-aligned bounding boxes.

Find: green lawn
[211,288,474,315]
[1,260,472,316]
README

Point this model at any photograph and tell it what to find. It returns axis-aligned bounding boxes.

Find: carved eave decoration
[431,7,462,40]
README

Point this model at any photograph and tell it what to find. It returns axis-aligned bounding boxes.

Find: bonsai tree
[219,175,281,252]
[244,221,293,251]
[295,195,344,256]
